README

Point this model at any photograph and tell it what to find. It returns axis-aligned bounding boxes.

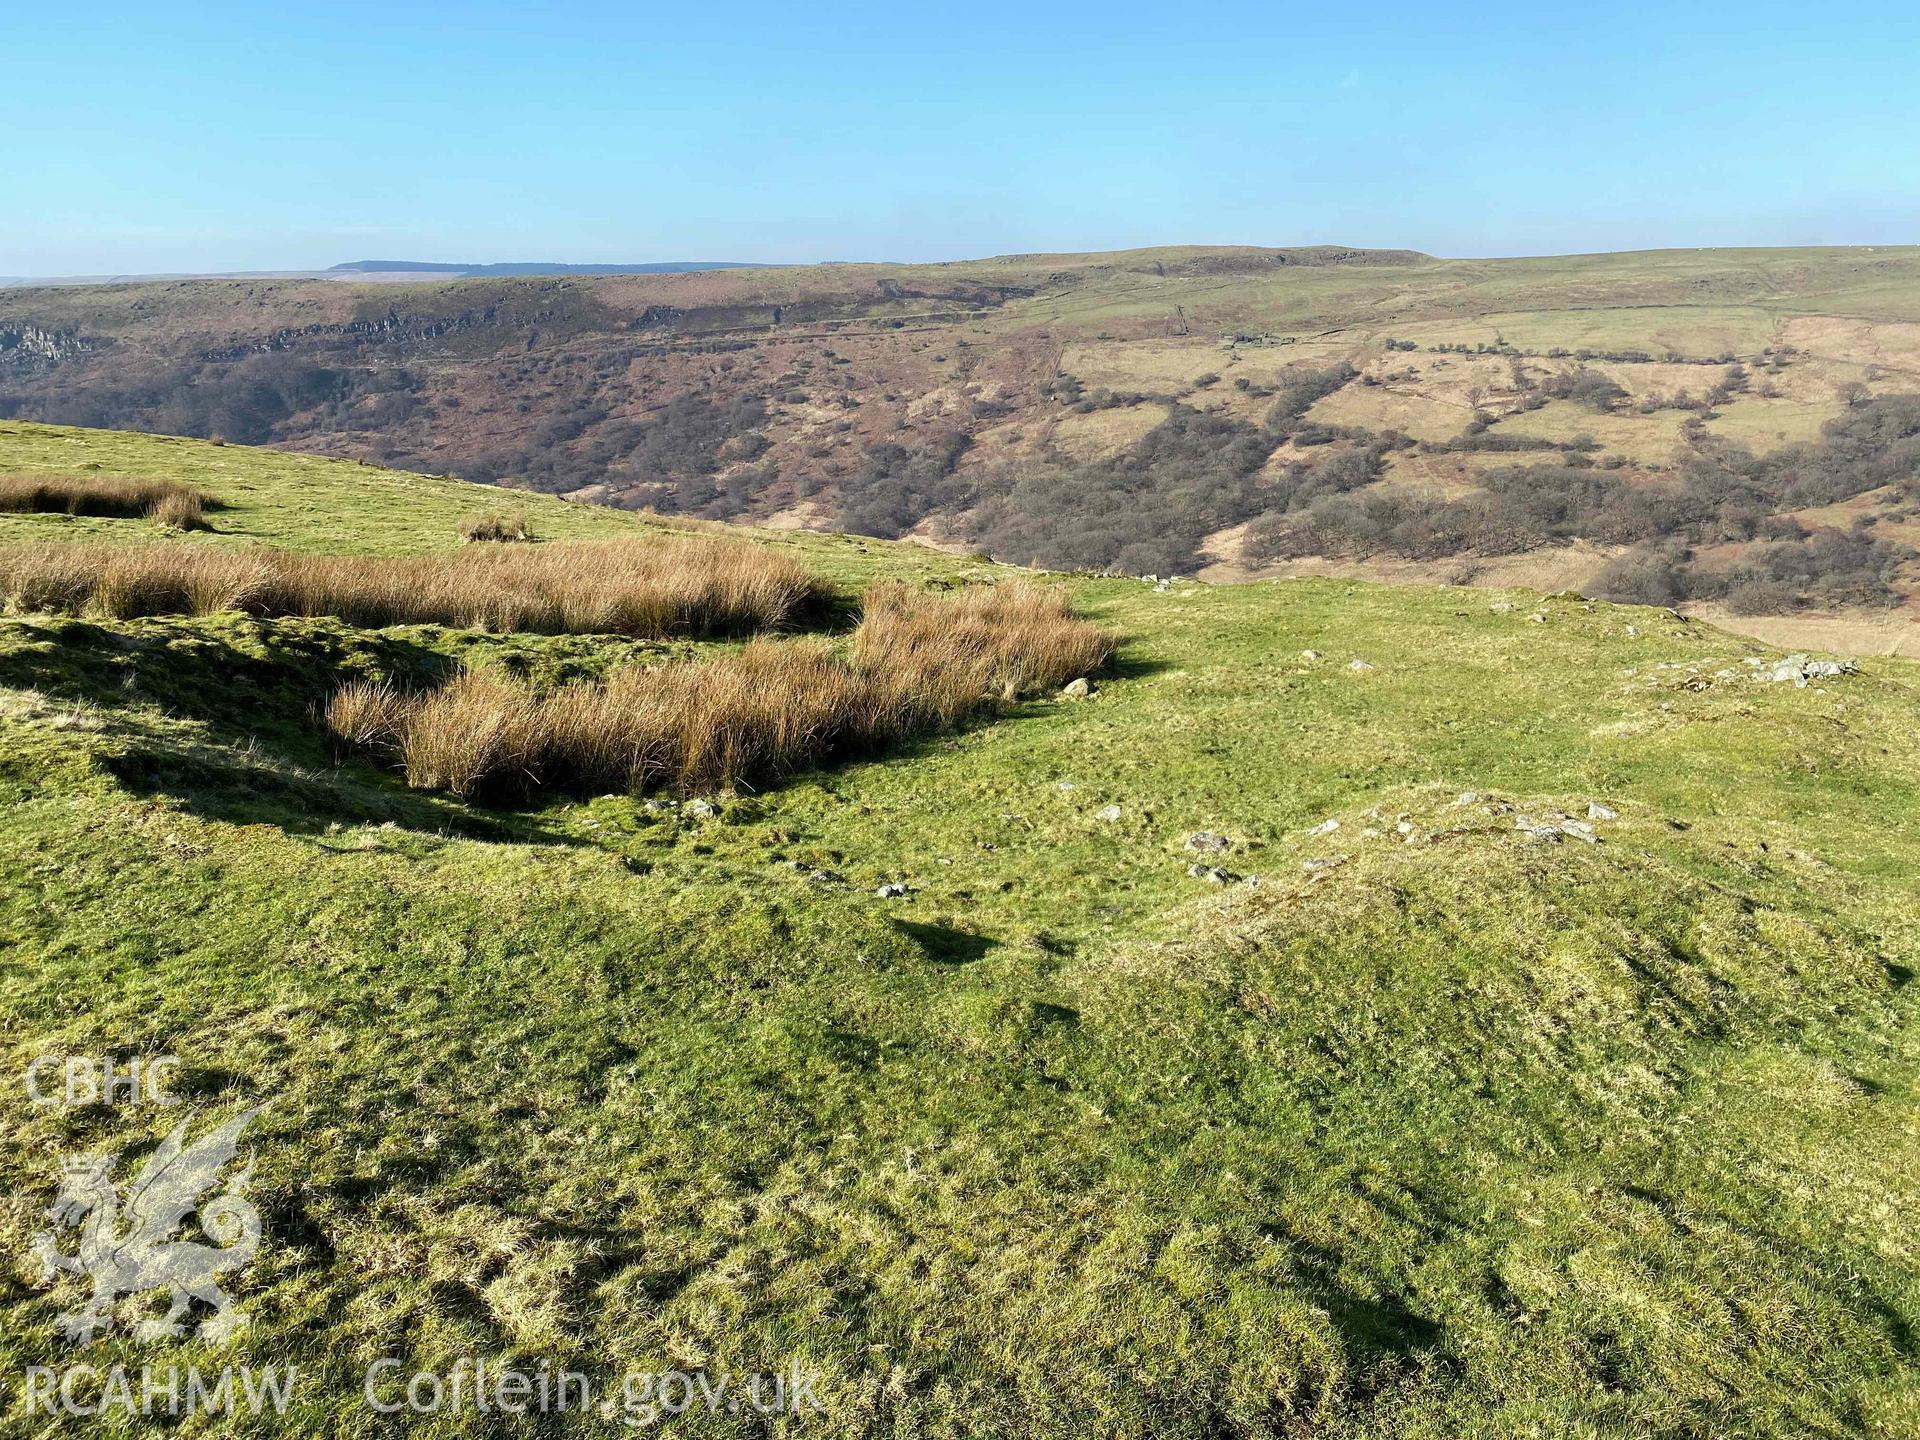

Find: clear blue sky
[5,0,1918,275]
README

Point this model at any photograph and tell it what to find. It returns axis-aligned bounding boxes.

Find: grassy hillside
[1,425,1918,1436]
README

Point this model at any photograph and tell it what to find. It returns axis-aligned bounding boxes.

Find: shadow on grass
[99,741,582,848]
[1258,1225,1445,1374]
[893,919,997,964]
[0,615,583,847]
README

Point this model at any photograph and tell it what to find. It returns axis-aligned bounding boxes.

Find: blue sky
[5,0,1918,274]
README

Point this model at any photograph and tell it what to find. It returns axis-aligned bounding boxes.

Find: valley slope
[9,246,1920,643]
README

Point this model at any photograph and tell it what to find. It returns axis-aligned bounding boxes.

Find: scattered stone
[1528,611,1548,624]
[1347,659,1375,673]
[808,869,845,885]
[1625,625,1641,638]
[1186,832,1232,853]
[1300,648,1321,662]
[1094,804,1123,822]
[1301,855,1350,877]
[1309,817,1340,836]
[1587,802,1618,821]
[1056,780,1077,792]
[684,798,719,819]
[1183,863,1239,884]
[1490,600,1514,614]
[876,881,911,898]
[1516,814,1598,844]
[1453,791,1480,807]
[1395,820,1414,836]
[1062,677,1095,698]
[1751,654,1857,687]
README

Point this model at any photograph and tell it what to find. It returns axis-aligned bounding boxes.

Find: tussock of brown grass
[0,473,212,526]
[853,580,1113,726]
[329,583,1112,798]
[146,489,206,530]
[398,672,541,796]
[323,680,413,753]
[459,511,534,543]
[0,537,831,637]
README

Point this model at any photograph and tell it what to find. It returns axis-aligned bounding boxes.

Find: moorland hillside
[1,420,1917,1435]
[8,246,1920,633]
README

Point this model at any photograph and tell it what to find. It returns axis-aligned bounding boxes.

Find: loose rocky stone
[1588,802,1619,821]
[1186,832,1232,853]
[1062,677,1095,697]
[1517,815,1599,844]
[1094,804,1123,821]
[1751,654,1857,687]
[685,798,719,819]
[876,881,910,898]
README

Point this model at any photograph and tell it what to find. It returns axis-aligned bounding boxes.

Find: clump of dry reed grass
[326,582,1112,799]
[852,580,1112,726]
[459,511,534,543]
[146,490,206,530]
[0,536,831,637]
[0,473,212,527]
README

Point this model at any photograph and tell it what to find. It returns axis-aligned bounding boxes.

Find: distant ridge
[328,259,761,278]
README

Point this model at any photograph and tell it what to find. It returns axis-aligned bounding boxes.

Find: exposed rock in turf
[1749,654,1858,686]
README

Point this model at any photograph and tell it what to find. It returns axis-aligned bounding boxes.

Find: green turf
[1,424,1917,1436]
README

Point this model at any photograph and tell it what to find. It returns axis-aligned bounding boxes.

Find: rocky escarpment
[0,324,108,377]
